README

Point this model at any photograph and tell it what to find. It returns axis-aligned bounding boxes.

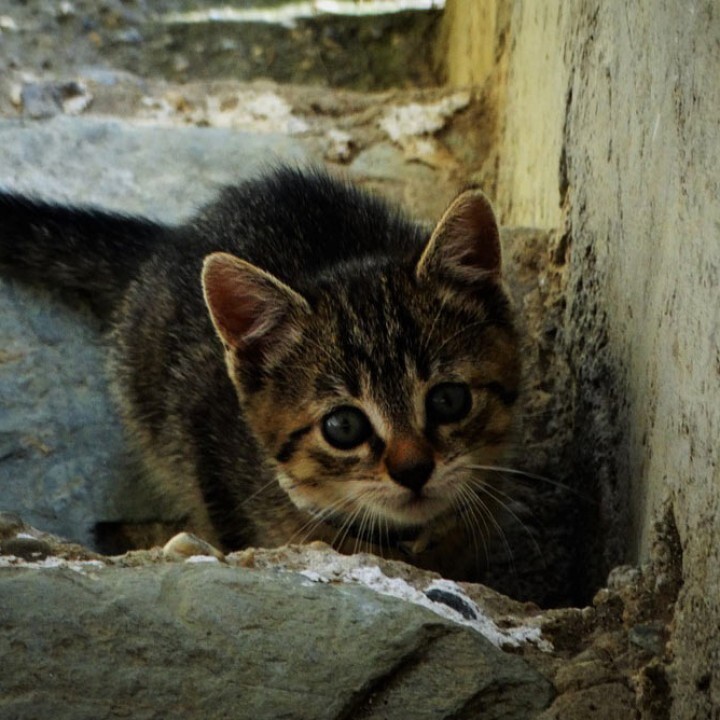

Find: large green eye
[426,383,472,425]
[321,407,372,450]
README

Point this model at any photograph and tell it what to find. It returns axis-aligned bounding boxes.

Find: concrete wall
[435,0,500,88]
[441,0,720,716]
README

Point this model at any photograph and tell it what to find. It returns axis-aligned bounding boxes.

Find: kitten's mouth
[320,511,426,544]
[380,491,450,525]
[317,494,458,553]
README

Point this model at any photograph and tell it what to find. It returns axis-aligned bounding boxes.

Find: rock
[0,563,553,719]
[0,116,310,220]
[162,531,225,561]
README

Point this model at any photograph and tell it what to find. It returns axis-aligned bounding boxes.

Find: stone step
[0,0,444,90]
[0,554,553,719]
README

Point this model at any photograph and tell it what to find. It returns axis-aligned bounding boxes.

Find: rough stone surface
[444,0,720,715]
[0,516,685,718]
[0,562,553,720]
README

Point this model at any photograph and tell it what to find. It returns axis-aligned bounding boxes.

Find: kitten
[0,167,520,580]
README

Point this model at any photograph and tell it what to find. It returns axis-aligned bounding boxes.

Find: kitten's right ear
[202,252,310,360]
[416,188,501,283]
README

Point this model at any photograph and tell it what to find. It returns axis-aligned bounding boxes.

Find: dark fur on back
[1,167,520,581]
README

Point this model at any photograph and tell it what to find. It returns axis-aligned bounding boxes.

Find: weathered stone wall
[443,0,720,715]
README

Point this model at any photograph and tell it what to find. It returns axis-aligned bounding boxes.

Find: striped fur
[1,168,520,580]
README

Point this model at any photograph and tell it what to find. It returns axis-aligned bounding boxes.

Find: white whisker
[451,489,487,570]
[471,479,545,565]
[428,319,488,361]
[333,501,365,551]
[421,294,450,354]
[462,464,592,501]
[240,475,282,506]
[288,494,353,546]
[461,482,517,579]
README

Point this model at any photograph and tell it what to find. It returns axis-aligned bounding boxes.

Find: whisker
[367,509,379,557]
[461,483,517,579]
[240,476,281,506]
[456,483,493,568]
[289,495,353,546]
[428,319,489,361]
[421,294,450,354]
[354,506,372,556]
[333,501,365,552]
[462,464,593,501]
[451,490,488,571]
[383,513,391,559]
[471,480,545,565]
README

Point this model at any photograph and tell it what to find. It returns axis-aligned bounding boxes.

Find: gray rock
[0,563,553,719]
[0,117,311,547]
[0,116,311,220]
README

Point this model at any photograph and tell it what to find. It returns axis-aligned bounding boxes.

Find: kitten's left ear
[202,252,310,361]
[416,188,501,282]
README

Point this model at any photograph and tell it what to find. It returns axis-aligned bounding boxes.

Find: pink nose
[385,437,435,494]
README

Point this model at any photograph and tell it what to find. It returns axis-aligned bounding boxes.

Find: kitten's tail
[0,192,167,317]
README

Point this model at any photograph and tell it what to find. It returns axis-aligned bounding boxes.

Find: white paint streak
[0,555,107,573]
[161,1,444,28]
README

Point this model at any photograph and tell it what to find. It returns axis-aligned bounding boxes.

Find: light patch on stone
[205,92,309,134]
[0,15,18,31]
[184,555,221,564]
[0,555,107,573]
[379,93,470,143]
[297,560,552,651]
[61,82,93,115]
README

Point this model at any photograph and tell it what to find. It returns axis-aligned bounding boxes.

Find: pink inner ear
[215,288,269,347]
[419,189,501,281]
[202,254,282,350]
[453,194,501,273]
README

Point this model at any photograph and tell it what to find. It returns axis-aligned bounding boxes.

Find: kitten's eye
[426,383,472,425]
[321,407,372,450]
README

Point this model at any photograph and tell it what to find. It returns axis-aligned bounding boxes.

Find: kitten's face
[238,268,519,531]
[202,186,519,537]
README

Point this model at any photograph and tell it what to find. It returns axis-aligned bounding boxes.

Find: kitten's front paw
[163,532,225,562]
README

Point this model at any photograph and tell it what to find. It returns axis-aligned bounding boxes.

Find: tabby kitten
[0,167,520,580]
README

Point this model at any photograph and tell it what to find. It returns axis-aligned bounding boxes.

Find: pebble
[424,587,478,620]
[162,532,225,561]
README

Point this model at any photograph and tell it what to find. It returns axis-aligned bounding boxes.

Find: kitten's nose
[385,437,435,494]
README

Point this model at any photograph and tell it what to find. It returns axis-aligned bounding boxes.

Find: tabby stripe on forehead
[275,425,313,463]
